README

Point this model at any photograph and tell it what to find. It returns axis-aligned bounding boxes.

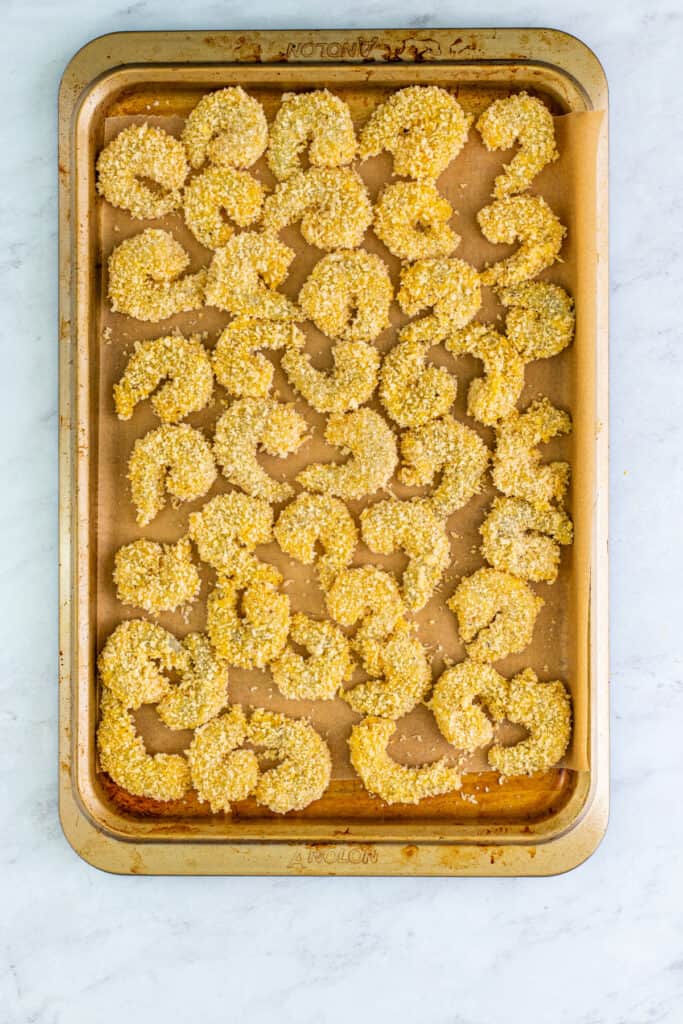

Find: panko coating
[108,229,207,323]
[499,281,575,361]
[188,492,280,583]
[447,567,543,663]
[478,195,565,287]
[399,415,490,519]
[205,231,299,320]
[282,339,380,414]
[373,181,459,261]
[113,334,213,423]
[341,623,432,720]
[127,423,217,527]
[183,165,264,249]
[379,332,457,429]
[182,86,268,169]
[296,408,397,501]
[479,496,573,583]
[97,123,189,220]
[271,614,354,701]
[207,575,290,669]
[325,565,406,677]
[298,251,393,343]
[187,705,258,812]
[211,319,304,399]
[274,492,358,591]
[397,257,481,343]
[445,323,525,427]
[98,618,188,710]
[262,167,372,250]
[157,632,229,731]
[248,709,332,814]
[267,89,357,181]
[113,536,200,614]
[476,92,558,199]
[492,397,572,509]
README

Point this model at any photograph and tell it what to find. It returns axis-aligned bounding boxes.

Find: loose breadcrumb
[127,423,217,526]
[97,123,189,220]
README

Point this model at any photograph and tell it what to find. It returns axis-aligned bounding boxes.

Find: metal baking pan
[58,28,608,875]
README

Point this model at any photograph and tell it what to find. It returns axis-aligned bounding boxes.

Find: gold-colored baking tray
[58,28,609,875]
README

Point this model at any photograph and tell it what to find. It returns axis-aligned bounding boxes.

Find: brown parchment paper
[96,94,602,786]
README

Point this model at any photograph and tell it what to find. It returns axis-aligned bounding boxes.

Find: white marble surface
[1,0,681,1021]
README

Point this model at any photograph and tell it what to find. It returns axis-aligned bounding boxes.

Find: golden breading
[431,660,571,775]
[480,496,573,583]
[98,618,188,710]
[296,408,397,501]
[271,614,354,701]
[298,251,393,343]
[188,492,280,583]
[359,85,471,180]
[445,323,525,427]
[476,92,558,199]
[397,257,481,342]
[448,567,543,663]
[128,423,217,527]
[108,229,207,323]
[341,623,432,719]
[212,319,304,399]
[399,415,490,519]
[478,195,565,287]
[183,165,264,249]
[282,339,380,414]
[157,633,229,731]
[360,498,450,611]
[379,332,457,429]
[213,397,308,503]
[373,181,459,261]
[181,86,268,169]
[96,123,189,220]
[267,89,357,181]
[262,167,372,250]
[113,537,200,614]
[249,709,333,813]
[98,687,192,802]
[492,397,572,509]
[349,716,462,805]
[325,565,406,676]
[499,281,575,360]
[273,492,358,591]
[187,706,259,812]
[205,231,299,320]
[113,334,214,423]
[207,575,290,669]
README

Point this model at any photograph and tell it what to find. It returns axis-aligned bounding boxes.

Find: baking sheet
[96,97,602,797]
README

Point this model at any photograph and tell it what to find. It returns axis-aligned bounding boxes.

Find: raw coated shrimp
[273,492,358,591]
[113,536,200,614]
[478,195,565,287]
[373,181,459,261]
[379,332,457,429]
[492,397,572,509]
[211,319,304,399]
[399,415,489,519]
[445,323,525,426]
[182,86,268,169]
[479,496,573,583]
[262,167,372,250]
[476,92,558,199]
[298,251,393,343]
[447,567,543,663]
[205,231,299,320]
[498,281,575,360]
[96,123,189,220]
[207,575,290,669]
[296,408,397,501]
[187,705,259,813]
[271,614,354,701]
[248,709,332,814]
[348,717,462,806]
[396,257,481,343]
[325,565,405,676]
[359,85,471,180]
[188,492,280,583]
[108,229,207,323]
[341,623,432,719]
[97,618,188,710]
[128,423,217,527]
[267,89,357,181]
[281,339,380,414]
[183,165,265,249]
[157,632,229,731]
[113,334,214,423]
[213,397,308,503]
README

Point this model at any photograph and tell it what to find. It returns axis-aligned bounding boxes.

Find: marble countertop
[1,1,682,1021]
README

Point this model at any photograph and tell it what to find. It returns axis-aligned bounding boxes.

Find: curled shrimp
[298,251,393,343]
[447,567,544,663]
[359,85,471,180]
[213,398,308,503]
[98,618,188,710]
[499,281,575,360]
[108,229,207,323]
[476,92,558,199]
[282,339,380,414]
[181,86,268,169]
[157,632,229,731]
[296,408,398,501]
[373,181,459,261]
[325,565,405,676]
[113,334,214,423]
[248,709,332,814]
[212,319,304,399]
[342,623,432,719]
[96,123,189,220]
[360,498,450,611]
[445,323,525,426]
[183,165,265,249]
[480,496,573,583]
[271,614,354,701]
[478,195,566,287]
[113,536,200,614]
[207,575,290,669]
[128,423,217,527]
[98,688,191,802]
[205,231,299,320]
[379,332,456,429]
[188,492,280,583]
[492,397,572,509]
[273,492,358,591]
[348,717,462,806]
[262,167,372,250]
[399,415,490,519]
[397,257,481,343]
[431,660,571,775]
[187,705,259,813]
[267,89,357,181]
